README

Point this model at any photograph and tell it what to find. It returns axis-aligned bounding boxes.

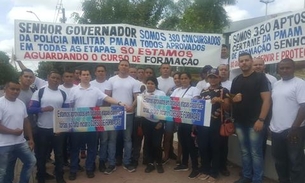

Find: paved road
[15,159,276,183]
[14,153,276,183]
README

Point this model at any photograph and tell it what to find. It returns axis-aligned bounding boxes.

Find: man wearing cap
[231,52,271,183]
[196,65,212,92]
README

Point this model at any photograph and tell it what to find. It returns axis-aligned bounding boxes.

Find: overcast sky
[1,0,305,70]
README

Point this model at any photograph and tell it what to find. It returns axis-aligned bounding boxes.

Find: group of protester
[0,47,305,183]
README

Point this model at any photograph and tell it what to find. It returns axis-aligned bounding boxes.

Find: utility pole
[260,0,275,17]
[60,8,67,23]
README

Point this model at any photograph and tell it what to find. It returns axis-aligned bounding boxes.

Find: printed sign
[53,106,125,133]
[14,20,222,67]
[137,95,212,126]
[230,10,305,69]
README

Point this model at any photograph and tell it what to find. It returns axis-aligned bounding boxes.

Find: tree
[72,0,172,27]
[179,0,236,33]
[0,51,18,86]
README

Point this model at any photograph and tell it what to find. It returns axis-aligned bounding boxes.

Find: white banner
[230,10,305,69]
[14,20,222,67]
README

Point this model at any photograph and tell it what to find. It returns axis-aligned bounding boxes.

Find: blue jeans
[70,132,98,173]
[0,142,36,183]
[123,114,134,165]
[99,130,117,166]
[235,124,264,183]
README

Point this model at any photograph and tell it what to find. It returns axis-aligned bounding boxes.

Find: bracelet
[117,101,122,106]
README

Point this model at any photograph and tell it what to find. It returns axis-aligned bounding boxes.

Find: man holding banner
[28,71,69,183]
[108,59,140,173]
[68,68,125,180]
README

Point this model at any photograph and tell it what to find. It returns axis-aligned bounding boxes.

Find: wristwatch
[258,118,265,122]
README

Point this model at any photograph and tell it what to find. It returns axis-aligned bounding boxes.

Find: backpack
[38,87,67,106]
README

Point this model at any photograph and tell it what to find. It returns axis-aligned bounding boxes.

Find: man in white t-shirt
[16,60,47,89]
[69,68,123,180]
[270,58,305,183]
[58,70,77,167]
[218,64,232,91]
[0,80,36,183]
[90,65,116,175]
[157,63,177,164]
[220,44,229,65]
[108,60,140,172]
[157,63,175,94]
[253,57,277,89]
[28,71,69,183]
[59,70,77,96]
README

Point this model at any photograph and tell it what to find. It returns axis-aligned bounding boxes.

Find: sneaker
[145,163,155,173]
[162,158,170,165]
[104,165,116,175]
[156,164,164,173]
[123,164,136,173]
[68,173,76,181]
[198,173,209,180]
[188,170,200,179]
[220,169,230,176]
[174,164,189,171]
[86,171,95,178]
[81,150,86,159]
[44,173,55,180]
[234,177,252,183]
[207,176,216,183]
[99,161,106,172]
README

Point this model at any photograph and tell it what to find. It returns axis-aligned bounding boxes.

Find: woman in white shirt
[171,72,200,179]
[142,77,166,174]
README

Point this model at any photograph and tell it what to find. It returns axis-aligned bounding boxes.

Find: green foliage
[36,62,87,79]
[0,51,18,86]
[72,0,171,27]
[179,0,236,33]
[0,51,10,64]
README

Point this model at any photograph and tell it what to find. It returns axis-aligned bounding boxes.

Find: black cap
[207,68,219,77]
[201,65,213,73]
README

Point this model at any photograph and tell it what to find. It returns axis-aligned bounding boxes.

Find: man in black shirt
[231,52,271,183]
